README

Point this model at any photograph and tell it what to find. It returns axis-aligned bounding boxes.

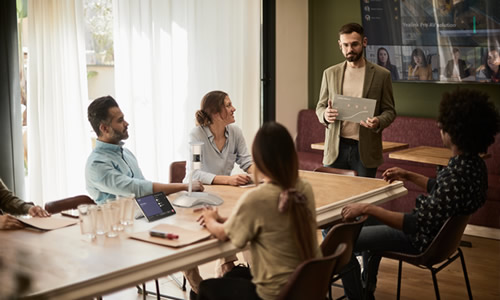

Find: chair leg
[457,248,473,299]
[431,269,440,300]
[182,275,187,291]
[142,283,147,300]
[396,260,402,300]
[155,279,161,300]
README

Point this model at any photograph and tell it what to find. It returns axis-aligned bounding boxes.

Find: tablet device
[135,192,176,222]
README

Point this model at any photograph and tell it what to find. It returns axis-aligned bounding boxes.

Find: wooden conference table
[5,171,406,300]
[311,141,409,153]
[389,145,491,166]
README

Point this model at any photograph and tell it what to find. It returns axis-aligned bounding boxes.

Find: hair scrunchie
[278,188,307,213]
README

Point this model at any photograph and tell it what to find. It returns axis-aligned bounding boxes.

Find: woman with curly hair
[340,88,500,300]
[196,122,320,300]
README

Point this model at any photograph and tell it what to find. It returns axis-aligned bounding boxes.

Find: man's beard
[346,49,364,62]
[109,127,129,142]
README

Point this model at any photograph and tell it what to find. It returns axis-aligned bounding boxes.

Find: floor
[103,234,500,300]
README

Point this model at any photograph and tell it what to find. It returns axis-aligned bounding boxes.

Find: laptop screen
[135,192,176,222]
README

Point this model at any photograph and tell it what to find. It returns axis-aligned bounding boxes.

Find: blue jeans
[325,137,377,178]
[341,217,419,300]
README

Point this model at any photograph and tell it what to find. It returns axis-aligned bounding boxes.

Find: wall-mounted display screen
[360,0,499,83]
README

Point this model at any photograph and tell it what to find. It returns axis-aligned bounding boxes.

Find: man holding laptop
[85,96,204,296]
[316,22,396,178]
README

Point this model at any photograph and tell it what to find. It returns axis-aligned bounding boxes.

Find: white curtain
[28,0,91,205]
[113,0,260,183]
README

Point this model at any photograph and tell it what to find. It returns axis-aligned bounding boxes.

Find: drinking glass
[117,193,136,228]
[103,201,120,238]
[78,204,97,240]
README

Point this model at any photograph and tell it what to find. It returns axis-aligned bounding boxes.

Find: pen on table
[149,231,179,240]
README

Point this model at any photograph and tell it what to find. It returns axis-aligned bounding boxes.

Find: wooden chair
[377,214,473,300]
[44,195,94,214]
[169,161,186,183]
[277,243,347,300]
[321,215,368,300]
[314,166,358,176]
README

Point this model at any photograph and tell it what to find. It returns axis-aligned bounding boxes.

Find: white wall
[276,0,308,139]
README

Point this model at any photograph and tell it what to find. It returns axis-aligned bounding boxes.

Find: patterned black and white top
[402,154,488,252]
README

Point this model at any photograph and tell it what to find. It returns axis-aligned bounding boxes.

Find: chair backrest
[416,214,471,267]
[314,166,358,176]
[169,161,186,183]
[277,243,347,300]
[320,215,367,274]
[44,195,95,214]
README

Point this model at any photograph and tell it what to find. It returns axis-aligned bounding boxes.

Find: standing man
[316,23,396,178]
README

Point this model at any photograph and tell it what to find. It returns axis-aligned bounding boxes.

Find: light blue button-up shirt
[85,140,153,204]
[184,125,252,184]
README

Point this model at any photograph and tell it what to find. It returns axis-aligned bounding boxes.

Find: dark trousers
[326,137,377,178]
[197,265,261,300]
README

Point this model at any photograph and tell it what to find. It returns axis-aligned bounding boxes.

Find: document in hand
[129,223,212,248]
[332,94,376,123]
[16,215,79,231]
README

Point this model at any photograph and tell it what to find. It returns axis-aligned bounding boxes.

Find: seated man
[1,178,50,229]
[85,96,204,298]
[340,88,499,300]
[85,96,203,204]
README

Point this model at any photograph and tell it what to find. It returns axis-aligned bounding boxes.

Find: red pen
[150,230,179,240]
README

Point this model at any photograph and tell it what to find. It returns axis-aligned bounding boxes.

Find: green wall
[308,0,500,118]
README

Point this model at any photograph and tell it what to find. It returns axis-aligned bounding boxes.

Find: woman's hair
[252,122,316,261]
[482,48,500,80]
[377,47,392,67]
[438,88,499,154]
[410,48,428,68]
[195,90,228,126]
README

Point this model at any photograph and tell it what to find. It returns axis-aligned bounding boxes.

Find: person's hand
[0,214,25,230]
[197,206,220,227]
[324,99,339,123]
[411,66,419,77]
[190,180,204,192]
[341,203,368,221]
[228,174,251,186]
[382,167,408,183]
[360,117,379,129]
[28,205,51,217]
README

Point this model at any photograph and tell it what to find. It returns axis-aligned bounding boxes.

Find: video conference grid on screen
[361,0,500,83]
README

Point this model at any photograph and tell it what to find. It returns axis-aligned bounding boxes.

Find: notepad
[332,94,376,123]
[129,223,212,248]
[16,215,79,231]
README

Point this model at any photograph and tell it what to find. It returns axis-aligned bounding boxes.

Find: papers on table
[332,94,376,123]
[16,215,79,231]
[129,223,211,248]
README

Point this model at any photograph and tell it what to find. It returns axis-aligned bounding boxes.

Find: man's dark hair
[88,96,119,137]
[438,88,500,154]
[339,23,364,37]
